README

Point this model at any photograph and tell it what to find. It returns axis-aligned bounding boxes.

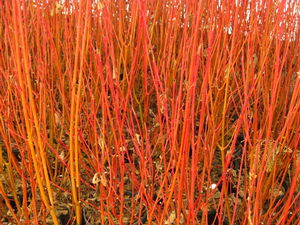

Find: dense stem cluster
[0,0,299,224]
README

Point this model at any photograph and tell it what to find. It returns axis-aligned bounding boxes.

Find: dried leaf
[100,174,107,187]
[92,173,100,185]
[164,210,176,224]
